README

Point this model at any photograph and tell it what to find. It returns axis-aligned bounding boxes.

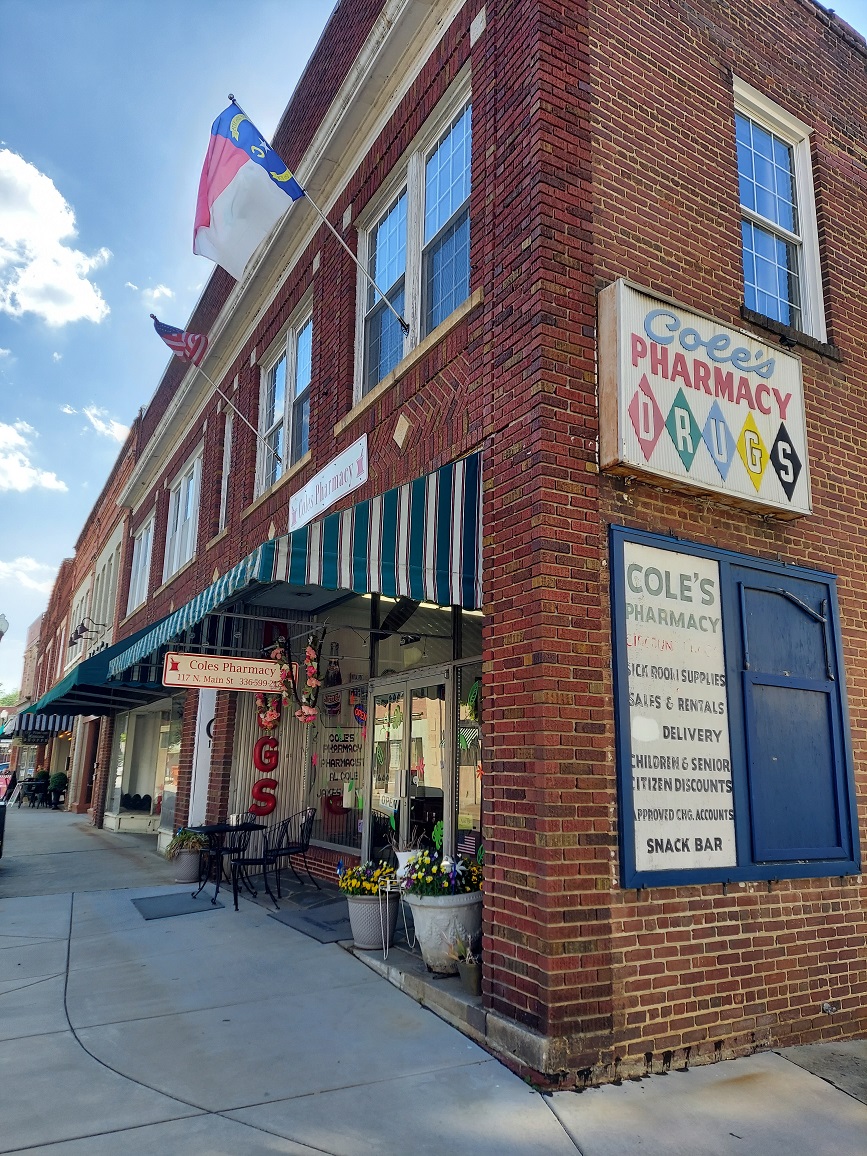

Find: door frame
[361,664,453,861]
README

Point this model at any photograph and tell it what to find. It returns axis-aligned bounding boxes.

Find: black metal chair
[229,821,282,911]
[268,808,320,894]
[192,816,256,906]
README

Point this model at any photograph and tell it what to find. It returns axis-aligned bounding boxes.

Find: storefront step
[348,943,488,1044]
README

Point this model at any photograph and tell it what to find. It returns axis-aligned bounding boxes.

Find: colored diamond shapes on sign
[665,389,702,470]
[769,423,802,501]
[702,402,736,482]
[628,374,665,461]
[736,413,768,492]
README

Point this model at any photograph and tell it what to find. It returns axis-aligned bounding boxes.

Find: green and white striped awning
[108,453,482,678]
[270,452,481,607]
[107,545,273,677]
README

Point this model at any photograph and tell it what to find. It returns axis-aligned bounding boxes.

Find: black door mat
[132,893,225,920]
[268,900,351,942]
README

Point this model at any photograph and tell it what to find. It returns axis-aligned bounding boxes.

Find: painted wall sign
[599,280,811,517]
[622,540,737,872]
[288,434,369,532]
[162,652,283,692]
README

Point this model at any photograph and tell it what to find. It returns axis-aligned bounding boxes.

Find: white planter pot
[404,891,482,974]
[172,849,202,884]
[395,850,420,879]
[347,893,400,950]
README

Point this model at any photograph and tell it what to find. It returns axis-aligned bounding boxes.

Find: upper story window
[258,310,313,494]
[217,411,233,532]
[127,516,154,614]
[733,77,826,342]
[359,90,472,397]
[164,454,201,580]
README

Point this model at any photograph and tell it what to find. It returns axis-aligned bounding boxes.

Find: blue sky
[0,0,334,692]
[0,0,865,695]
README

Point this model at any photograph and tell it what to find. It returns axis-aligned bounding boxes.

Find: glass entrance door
[365,670,451,859]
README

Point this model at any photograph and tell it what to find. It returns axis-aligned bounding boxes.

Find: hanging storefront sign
[288,433,369,532]
[162,652,283,692]
[599,280,811,517]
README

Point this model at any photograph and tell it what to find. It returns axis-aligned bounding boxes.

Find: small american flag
[151,315,208,366]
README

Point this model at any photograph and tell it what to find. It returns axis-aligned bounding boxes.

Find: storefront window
[455,662,483,860]
[106,712,128,814]
[158,698,183,836]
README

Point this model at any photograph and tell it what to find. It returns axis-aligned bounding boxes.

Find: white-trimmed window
[733,77,825,341]
[164,453,201,580]
[127,516,154,613]
[218,411,233,532]
[358,84,472,397]
[257,310,313,494]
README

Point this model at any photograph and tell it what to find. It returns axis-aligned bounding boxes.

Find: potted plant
[388,826,423,878]
[48,771,68,809]
[448,936,482,997]
[401,852,483,975]
[165,828,208,883]
[338,861,400,949]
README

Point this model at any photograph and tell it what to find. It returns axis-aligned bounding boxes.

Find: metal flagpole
[195,364,282,467]
[228,95,410,336]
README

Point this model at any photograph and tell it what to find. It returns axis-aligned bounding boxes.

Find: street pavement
[1,804,865,1155]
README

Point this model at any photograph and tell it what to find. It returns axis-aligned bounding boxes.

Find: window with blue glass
[423,105,472,333]
[360,93,472,397]
[733,78,826,341]
[736,114,801,329]
[258,309,313,495]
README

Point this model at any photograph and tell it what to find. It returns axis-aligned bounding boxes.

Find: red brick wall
[585,0,867,1074]
[90,715,115,829]
[473,0,608,1046]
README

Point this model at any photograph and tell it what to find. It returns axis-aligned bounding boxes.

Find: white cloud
[82,405,128,442]
[0,347,10,358]
[0,149,111,327]
[0,556,57,595]
[142,284,173,303]
[125,281,138,291]
[52,351,62,362]
[0,420,67,491]
[60,403,76,414]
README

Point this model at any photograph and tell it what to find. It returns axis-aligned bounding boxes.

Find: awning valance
[271,452,482,607]
[3,713,75,738]
[27,617,173,716]
[108,452,482,679]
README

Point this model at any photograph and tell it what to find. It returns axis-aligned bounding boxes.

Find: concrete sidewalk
[1,806,865,1154]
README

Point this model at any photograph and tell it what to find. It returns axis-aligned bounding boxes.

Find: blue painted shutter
[734,571,851,862]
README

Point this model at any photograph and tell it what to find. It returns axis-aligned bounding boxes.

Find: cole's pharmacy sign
[599,280,811,517]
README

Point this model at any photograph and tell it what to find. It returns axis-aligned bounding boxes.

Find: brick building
[24,0,867,1084]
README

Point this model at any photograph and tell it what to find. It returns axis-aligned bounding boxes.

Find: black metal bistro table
[187,821,264,906]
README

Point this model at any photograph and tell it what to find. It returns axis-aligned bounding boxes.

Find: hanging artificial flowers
[255,692,282,731]
[268,631,326,724]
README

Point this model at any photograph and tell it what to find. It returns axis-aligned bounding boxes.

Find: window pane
[368,193,407,303]
[742,220,801,328]
[294,318,312,399]
[263,427,283,489]
[264,354,286,428]
[423,207,470,332]
[364,283,406,393]
[425,105,471,243]
[291,392,310,463]
[735,113,797,234]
